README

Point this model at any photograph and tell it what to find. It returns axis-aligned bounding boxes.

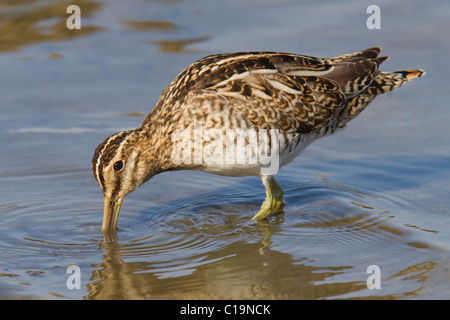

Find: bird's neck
[135,119,185,178]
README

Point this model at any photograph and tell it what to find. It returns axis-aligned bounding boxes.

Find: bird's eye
[113,160,124,172]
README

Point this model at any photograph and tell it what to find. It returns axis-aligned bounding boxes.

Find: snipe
[92,47,425,231]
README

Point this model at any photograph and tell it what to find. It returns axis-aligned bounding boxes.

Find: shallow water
[1,0,450,299]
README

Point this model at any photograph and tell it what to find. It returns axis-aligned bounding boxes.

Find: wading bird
[92,47,424,231]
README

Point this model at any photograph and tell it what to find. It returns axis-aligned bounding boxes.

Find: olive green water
[1,0,449,299]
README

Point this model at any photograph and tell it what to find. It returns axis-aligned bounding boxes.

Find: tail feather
[326,47,381,63]
[393,69,426,81]
[373,69,426,94]
[321,47,425,129]
[337,67,425,128]
[376,56,389,64]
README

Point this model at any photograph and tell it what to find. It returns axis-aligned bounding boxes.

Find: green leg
[252,175,284,220]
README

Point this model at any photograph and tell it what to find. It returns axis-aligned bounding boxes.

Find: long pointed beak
[102,195,122,231]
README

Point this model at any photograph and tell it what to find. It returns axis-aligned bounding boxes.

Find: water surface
[1,0,450,299]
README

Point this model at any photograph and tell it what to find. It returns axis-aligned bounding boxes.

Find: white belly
[195,132,318,177]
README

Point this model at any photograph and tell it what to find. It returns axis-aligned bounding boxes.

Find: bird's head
[92,130,151,231]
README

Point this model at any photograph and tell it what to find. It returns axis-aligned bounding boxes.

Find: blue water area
[0,0,449,299]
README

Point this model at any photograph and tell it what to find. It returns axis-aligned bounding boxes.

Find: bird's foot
[251,197,283,220]
[251,176,283,220]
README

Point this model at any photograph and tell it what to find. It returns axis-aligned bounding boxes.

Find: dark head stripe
[92,131,130,192]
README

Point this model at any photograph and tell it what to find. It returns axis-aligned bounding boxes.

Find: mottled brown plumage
[92,47,425,231]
